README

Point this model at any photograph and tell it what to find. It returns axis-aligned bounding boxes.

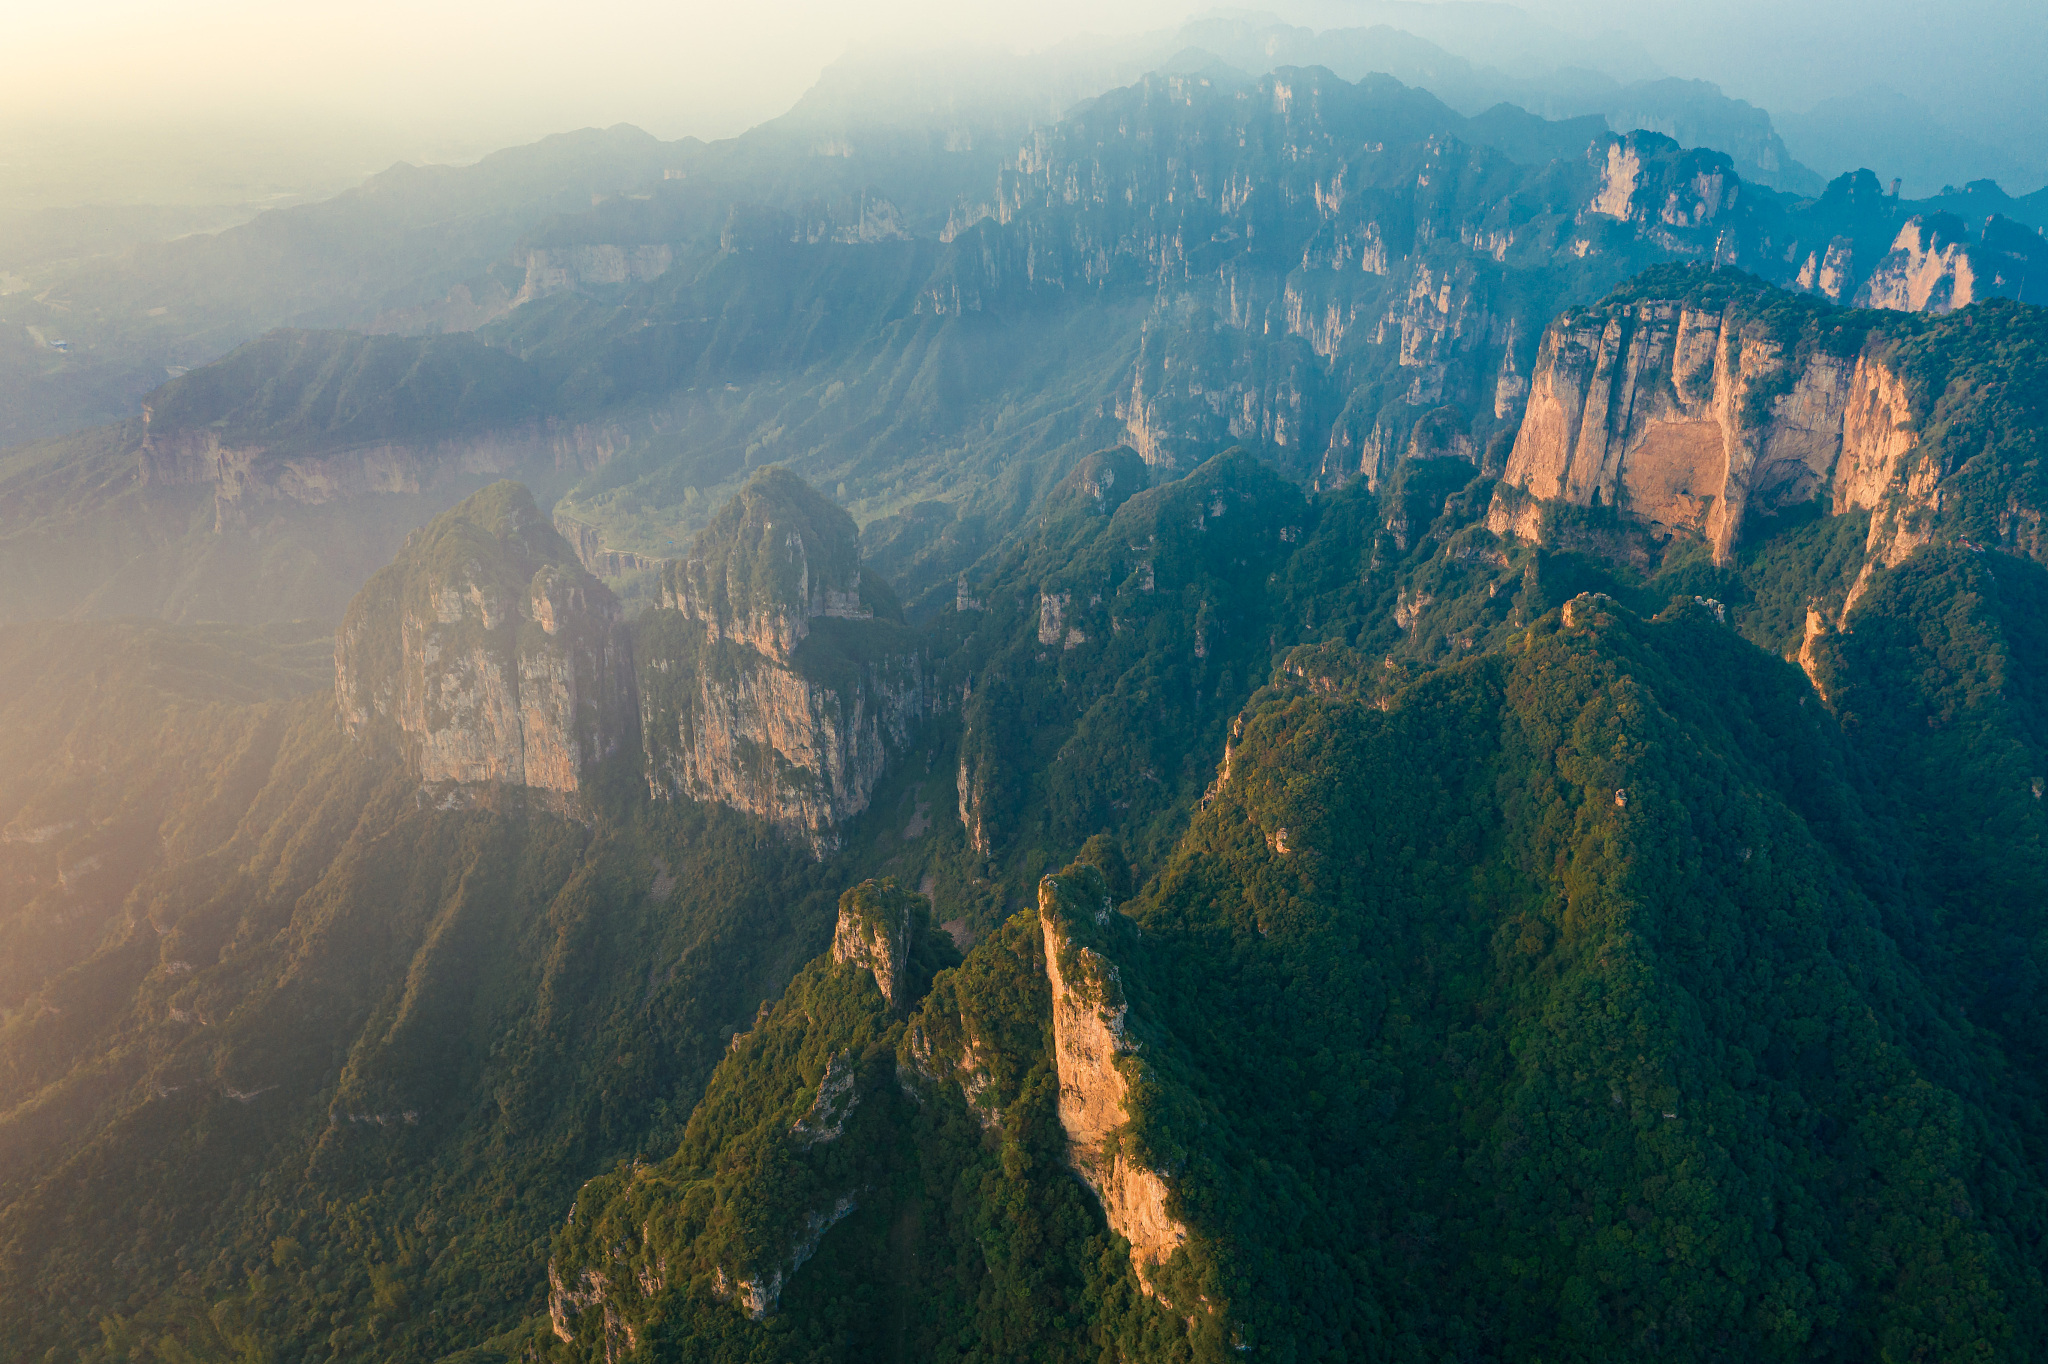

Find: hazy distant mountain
[1175,16,1822,193]
[0,126,688,446]
[8,59,2042,635]
[1780,86,2048,200]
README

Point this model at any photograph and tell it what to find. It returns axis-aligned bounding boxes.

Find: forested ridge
[2,270,2047,1364]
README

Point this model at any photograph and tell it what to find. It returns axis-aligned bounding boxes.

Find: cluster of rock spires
[336,469,924,851]
[335,260,2021,864]
[369,264,2037,1351]
[33,64,2037,647]
[958,76,2043,489]
[125,75,2045,574]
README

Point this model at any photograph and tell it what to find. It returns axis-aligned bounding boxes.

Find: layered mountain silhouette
[7,60,2044,633]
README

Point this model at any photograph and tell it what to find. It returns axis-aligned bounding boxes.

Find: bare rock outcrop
[788,1052,859,1146]
[831,879,916,1009]
[548,1260,637,1364]
[641,468,925,855]
[1854,217,1978,314]
[1488,289,1922,562]
[899,1006,1006,1130]
[335,481,634,801]
[956,719,994,855]
[1582,134,1742,233]
[1038,867,1189,1294]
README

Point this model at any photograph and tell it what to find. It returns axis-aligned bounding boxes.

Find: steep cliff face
[831,878,915,1009]
[640,632,924,855]
[136,329,624,530]
[1038,868,1190,1296]
[334,481,634,801]
[642,468,925,855]
[935,81,2013,501]
[143,415,628,532]
[1490,275,1923,561]
[955,712,995,855]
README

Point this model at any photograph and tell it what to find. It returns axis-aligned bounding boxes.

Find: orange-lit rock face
[641,645,923,857]
[642,467,922,855]
[1038,874,1189,1293]
[1856,219,1979,314]
[1492,298,1919,563]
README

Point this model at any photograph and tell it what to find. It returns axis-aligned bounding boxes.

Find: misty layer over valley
[4,5,2048,1364]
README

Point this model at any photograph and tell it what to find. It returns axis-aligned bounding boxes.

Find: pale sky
[4,1,2041,168]
[0,0,1192,144]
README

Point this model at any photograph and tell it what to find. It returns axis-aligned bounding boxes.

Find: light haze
[4,1,2043,197]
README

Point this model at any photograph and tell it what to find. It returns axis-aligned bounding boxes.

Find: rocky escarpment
[1851,213,2048,314]
[334,481,634,801]
[1038,868,1190,1297]
[1488,272,1924,562]
[1854,217,1981,313]
[514,243,675,305]
[641,468,925,855]
[136,329,627,531]
[925,72,2027,497]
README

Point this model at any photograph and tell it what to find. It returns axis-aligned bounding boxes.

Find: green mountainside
[3,268,2048,1362]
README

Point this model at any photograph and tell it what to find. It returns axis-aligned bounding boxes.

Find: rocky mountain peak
[661,466,872,661]
[830,878,917,1009]
[641,467,925,856]
[334,480,633,801]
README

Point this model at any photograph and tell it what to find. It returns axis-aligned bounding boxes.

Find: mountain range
[6,55,2046,631]
[3,31,2048,1364]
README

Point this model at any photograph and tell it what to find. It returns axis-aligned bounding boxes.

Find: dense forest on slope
[4,248,2048,1364]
